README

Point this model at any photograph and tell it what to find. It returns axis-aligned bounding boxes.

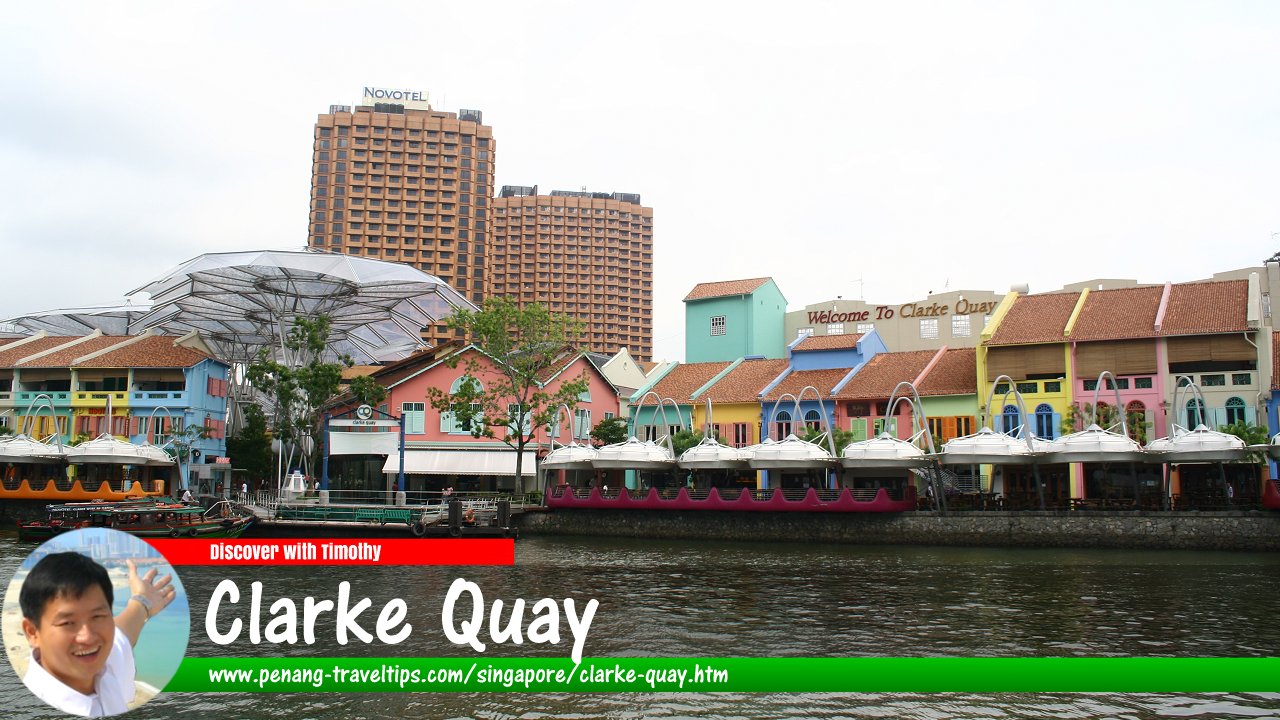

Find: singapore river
[1,533,1278,719]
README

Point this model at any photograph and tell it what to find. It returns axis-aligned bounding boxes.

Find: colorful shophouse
[683,278,787,363]
[978,277,1264,504]
[0,331,231,498]
[832,347,979,490]
[327,341,619,496]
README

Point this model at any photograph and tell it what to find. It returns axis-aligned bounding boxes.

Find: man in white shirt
[20,552,176,718]
[180,488,194,503]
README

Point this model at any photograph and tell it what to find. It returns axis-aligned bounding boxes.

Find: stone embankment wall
[516,509,1280,551]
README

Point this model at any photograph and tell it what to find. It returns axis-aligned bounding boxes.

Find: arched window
[1125,401,1146,441]
[804,409,822,431]
[444,376,483,433]
[1225,397,1247,426]
[774,410,792,440]
[1185,398,1206,429]
[1034,403,1056,440]
[1094,401,1110,427]
[449,375,483,394]
[1000,404,1020,437]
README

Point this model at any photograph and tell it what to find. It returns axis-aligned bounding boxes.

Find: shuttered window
[1075,340,1158,377]
[987,344,1065,381]
[1166,335,1255,363]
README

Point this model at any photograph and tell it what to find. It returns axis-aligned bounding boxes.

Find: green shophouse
[683,278,787,363]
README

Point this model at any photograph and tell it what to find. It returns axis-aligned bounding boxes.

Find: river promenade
[517,508,1280,551]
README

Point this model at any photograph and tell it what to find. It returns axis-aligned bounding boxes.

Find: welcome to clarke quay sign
[807,298,999,324]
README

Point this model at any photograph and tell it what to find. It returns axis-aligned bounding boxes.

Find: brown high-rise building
[489,187,654,361]
[307,94,494,346]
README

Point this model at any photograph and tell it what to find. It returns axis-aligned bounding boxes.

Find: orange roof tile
[648,362,733,402]
[701,358,789,403]
[986,292,1080,346]
[793,333,863,351]
[372,340,465,386]
[0,336,81,368]
[1160,279,1250,336]
[342,365,381,380]
[73,336,214,368]
[916,348,977,397]
[1069,286,1163,341]
[683,277,772,302]
[832,350,935,400]
[19,335,123,367]
[761,368,850,401]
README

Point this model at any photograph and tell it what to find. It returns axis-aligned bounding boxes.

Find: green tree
[0,424,12,437]
[1061,403,1150,444]
[1221,420,1270,463]
[425,298,589,492]
[670,428,729,457]
[590,416,629,448]
[347,374,389,408]
[245,316,386,478]
[153,422,210,491]
[225,404,273,480]
[801,424,856,452]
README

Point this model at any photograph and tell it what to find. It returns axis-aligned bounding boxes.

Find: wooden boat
[17,498,254,541]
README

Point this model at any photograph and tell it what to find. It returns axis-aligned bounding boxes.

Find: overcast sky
[2,1,1277,360]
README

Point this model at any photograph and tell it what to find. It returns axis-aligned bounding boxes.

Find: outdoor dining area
[542,373,1279,514]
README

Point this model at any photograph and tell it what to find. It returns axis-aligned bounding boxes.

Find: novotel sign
[362,87,428,103]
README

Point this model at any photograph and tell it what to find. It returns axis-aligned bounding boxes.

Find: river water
[1,533,1278,719]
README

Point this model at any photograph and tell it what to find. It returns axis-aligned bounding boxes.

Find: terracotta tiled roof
[683,278,771,302]
[793,333,863,351]
[1160,279,1250,336]
[0,337,83,368]
[371,341,466,387]
[832,350,935,400]
[74,336,214,368]
[648,361,733,402]
[1273,335,1280,391]
[1068,286,1163,341]
[986,292,1080,346]
[916,348,977,397]
[535,349,584,384]
[14,336,123,368]
[761,368,850,401]
[701,358,789,403]
[343,365,381,380]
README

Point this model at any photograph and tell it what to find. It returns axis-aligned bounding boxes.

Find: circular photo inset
[3,528,189,717]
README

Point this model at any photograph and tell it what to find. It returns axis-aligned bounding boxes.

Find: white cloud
[1,0,1277,360]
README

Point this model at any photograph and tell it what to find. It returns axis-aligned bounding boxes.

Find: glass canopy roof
[3,250,475,364]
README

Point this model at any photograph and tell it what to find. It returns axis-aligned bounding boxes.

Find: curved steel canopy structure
[4,250,475,365]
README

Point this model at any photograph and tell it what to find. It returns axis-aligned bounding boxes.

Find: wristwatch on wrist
[130,594,154,619]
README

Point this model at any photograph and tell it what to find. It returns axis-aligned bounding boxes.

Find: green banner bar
[167,657,1280,693]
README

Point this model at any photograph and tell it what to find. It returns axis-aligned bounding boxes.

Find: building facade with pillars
[306,92,494,347]
[488,187,655,361]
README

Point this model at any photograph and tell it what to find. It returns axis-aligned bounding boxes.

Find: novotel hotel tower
[307,89,494,347]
